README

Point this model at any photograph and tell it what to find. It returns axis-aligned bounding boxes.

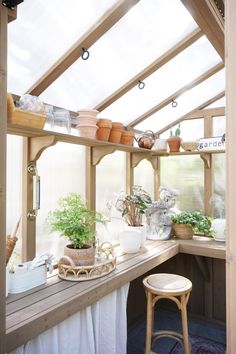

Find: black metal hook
[138,80,145,90]
[171,99,178,108]
[81,48,90,60]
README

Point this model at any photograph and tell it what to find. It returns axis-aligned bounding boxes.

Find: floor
[127,308,226,354]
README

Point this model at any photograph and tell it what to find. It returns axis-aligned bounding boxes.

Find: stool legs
[180,294,190,354]
[145,291,153,354]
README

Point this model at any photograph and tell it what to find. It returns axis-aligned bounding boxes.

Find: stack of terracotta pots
[109,122,124,143]
[120,130,134,146]
[76,109,99,139]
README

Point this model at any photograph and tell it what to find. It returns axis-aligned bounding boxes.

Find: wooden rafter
[156,90,225,136]
[26,0,140,96]
[95,28,203,112]
[128,62,224,128]
[180,0,224,60]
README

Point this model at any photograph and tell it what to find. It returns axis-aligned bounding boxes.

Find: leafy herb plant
[47,193,106,248]
[171,211,213,237]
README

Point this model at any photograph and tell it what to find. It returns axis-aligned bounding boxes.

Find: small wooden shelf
[7,124,226,157]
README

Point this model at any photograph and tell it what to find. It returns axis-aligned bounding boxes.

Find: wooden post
[226,0,236,351]
[126,153,134,194]
[0,5,7,354]
[153,157,160,201]
[204,115,213,215]
[86,147,96,211]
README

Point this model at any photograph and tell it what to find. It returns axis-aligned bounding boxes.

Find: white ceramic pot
[153,139,167,151]
[119,229,141,253]
[212,218,226,241]
[125,225,146,247]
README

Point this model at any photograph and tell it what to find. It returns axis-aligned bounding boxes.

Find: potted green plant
[115,186,152,250]
[170,211,213,239]
[167,124,181,152]
[47,193,106,266]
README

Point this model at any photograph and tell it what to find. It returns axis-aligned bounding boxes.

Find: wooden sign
[198,135,225,151]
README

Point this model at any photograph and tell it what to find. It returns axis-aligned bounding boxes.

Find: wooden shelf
[7,124,225,157]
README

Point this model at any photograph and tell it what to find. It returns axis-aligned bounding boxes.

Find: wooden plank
[156,91,225,136]
[26,0,140,96]
[180,0,224,60]
[178,236,226,259]
[126,153,134,194]
[0,5,8,354]
[95,28,203,112]
[129,62,224,128]
[184,107,225,119]
[225,0,236,351]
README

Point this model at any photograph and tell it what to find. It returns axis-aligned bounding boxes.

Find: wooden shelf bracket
[92,146,116,166]
[200,153,212,169]
[131,152,151,168]
[29,135,58,161]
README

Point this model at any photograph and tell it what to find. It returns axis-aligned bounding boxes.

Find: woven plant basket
[172,223,194,239]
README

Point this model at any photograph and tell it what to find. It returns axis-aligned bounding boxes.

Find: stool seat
[143,273,192,296]
[143,273,192,354]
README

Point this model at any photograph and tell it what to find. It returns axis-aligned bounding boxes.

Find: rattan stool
[143,273,192,354]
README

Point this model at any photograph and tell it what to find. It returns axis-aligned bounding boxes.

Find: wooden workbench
[6,237,225,352]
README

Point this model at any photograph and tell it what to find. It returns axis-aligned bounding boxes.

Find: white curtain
[9,283,130,354]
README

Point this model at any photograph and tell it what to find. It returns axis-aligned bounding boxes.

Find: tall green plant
[47,193,106,248]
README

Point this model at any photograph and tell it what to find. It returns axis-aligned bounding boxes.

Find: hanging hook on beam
[171,99,178,108]
[81,48,90,60]
[138,80,145,90]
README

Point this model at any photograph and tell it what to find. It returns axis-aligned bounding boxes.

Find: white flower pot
[125,225,146,247]
[119,229,141,253]
[212,218,226,242]
[153,139,167,151]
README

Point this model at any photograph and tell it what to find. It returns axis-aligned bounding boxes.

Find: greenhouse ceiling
[7,0,225,134]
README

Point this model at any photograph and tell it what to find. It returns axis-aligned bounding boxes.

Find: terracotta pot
[109,122,124,143]
[172,224,194,239]
[96,119,112,141]
[167,136,181,152]
[76,124,98,139]
[64,244,95,266]
[120,130,134,146]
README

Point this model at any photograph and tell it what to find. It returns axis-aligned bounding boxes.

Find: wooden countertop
[6,237,225,352]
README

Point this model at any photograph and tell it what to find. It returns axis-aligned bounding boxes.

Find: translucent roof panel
[99,36,221,123]
[136,69,225,133]
[7,0,119,95]
[39,0,197,110]
[160,119,203,140]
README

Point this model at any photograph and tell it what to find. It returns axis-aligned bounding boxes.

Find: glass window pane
[36,143,86,260]
[96,151,126,243]
[100,37,221,123]
[213,116,225,136]
[160,118,203,140]
[212,155,225,218]
[134,160,154,198]
[40,0,197,110]
[136,69,225,133]
[6,135,23,262]
[206,96,225,108]
[160,156,204,211]
[8,0,119,94]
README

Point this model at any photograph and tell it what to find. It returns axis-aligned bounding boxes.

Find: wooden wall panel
[0,5,7,354]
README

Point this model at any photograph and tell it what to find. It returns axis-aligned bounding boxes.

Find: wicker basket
[181,141,199,152]
[172,223,194,239]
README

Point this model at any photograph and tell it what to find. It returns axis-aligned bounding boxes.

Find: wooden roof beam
[128,61,224,128]
[26,0,140,96]
[155,90,225,136]
[180,0,224,61]
[95,28,203,112]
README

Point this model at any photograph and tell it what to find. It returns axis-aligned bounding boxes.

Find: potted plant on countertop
[170,211,213,240]
[167,124,181,152]
[47,193,106,266]
[115,186,152,252]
